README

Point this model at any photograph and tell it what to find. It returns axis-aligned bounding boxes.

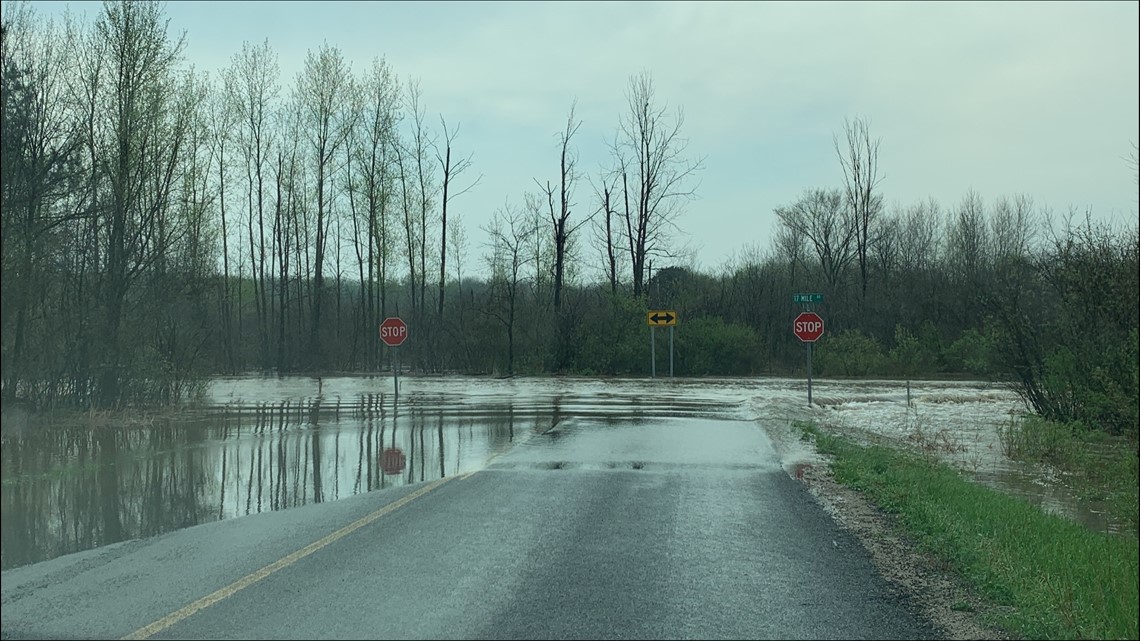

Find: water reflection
[0,394,529,571]
[2,376,1128,571]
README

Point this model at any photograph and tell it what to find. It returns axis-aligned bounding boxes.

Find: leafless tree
[589,169,625,294]
[205,81,238,372]
[224,39,279,367]
[434,115,480,322]
[772,223,806,288]
[774,188,855,291]
[612,71,704,297]
[482,201,536,376]
[835,115,883,301]
[392,78,439,352]
[525,189,554,307]
[896,198,941,275]
[1,5,82,402]
[84,0,190,404]
[295,42,355,369]
[544,100,586,310]
[344,57,399,368]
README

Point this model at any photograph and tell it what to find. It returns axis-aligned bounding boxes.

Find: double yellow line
[122,475,456,640]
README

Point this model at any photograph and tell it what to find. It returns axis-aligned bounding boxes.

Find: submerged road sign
[647,310,677,326]
[380,447,406,475]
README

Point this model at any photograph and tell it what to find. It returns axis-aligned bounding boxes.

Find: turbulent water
[0,375,1122,571]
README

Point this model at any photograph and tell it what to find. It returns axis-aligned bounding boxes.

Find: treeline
[1,2,1136,440]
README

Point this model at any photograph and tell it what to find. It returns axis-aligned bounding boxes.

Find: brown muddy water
[0,376,1126,571]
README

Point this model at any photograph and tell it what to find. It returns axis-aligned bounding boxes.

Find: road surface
[1,416,938,640]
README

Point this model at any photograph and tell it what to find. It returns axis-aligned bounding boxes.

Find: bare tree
[547,100,584,310]
[204,80,238,372]
[295,42,355,370]
[224,39,279,368]
[772,223,807,288]
[84,1,190,404]
[896,198,941,275]
[392,78,439,361]
[1,5,82,402]
[525,189,554,307]
[482,200,536,376]
[345,57,399,368]
[434,116,479,322]
[589,169,624,294]
[612,71,704,297]
[835,115,883,302]
[774,188,855,291]
[990,194,1037,262]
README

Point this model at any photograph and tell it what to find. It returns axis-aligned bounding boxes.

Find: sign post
[793,311,825,405]
[380,317,408,395]
[647,311,677,379]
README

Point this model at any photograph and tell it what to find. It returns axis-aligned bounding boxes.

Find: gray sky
[25,0,1140,278]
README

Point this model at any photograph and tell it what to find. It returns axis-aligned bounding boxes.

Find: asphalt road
[1,416,939,640]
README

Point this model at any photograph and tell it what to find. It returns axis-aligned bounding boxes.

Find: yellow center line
[122,476,454,640]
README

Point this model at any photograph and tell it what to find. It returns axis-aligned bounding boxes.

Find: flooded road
[0,376,1122,572]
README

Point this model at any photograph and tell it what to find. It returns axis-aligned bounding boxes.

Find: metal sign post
[651,326,656,378]
[647,310,677,379]
[807,342,813,405]
[669,326,674,378]
[380,317,408,396]
[792,298,824,407]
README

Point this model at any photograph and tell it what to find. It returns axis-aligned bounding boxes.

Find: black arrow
[650,312,675,324]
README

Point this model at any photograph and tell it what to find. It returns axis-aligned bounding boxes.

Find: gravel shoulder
[762,420,1014,641]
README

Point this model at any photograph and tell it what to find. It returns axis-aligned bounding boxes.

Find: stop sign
[793,311,825,343]
[380,448,406,475]
[379,317,408,347]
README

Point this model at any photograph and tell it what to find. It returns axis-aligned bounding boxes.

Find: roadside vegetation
[799,422,1139,641]
[997,415,1139,536]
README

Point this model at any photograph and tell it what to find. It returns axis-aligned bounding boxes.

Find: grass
[797,421,1140,641]
[997,414,1140,535]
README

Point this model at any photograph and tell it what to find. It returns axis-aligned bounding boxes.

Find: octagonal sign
[793,312,824,343]
[380,317,408,347]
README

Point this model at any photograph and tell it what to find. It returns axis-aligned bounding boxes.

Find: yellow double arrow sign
[647,310,678,326]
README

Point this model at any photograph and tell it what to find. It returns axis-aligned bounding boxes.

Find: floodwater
[0,376,1125,571]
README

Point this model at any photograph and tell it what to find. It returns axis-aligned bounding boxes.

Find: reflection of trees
[438,413,445,479]
[2,390,542,570]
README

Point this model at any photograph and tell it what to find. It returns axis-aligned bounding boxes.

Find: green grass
[797,422,1140,640]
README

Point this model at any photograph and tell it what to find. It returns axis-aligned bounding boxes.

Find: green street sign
[793,293,824,303]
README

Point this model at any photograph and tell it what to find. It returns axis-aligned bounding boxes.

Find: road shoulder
[762,420,1013,641]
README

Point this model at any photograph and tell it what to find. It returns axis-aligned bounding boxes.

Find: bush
[673,317,764,375]
[889,324,939,376]
[943,328,994,376]
[816,329,886,377]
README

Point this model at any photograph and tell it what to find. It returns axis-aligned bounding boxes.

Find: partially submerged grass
[798,421,1140,640]
[997,414,1139,535]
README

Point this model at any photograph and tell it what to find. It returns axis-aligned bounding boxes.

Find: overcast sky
[25,0,1140,278]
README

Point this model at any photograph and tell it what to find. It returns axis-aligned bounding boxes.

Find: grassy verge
[798,422,1139,640]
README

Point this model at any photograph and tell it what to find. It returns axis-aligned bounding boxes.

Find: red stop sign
[380,448,406,475]
[379,317,408,347]
[793,311,825,342]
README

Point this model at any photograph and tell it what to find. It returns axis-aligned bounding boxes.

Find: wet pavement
[0,376,1124,573]
[1,413,939,640]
